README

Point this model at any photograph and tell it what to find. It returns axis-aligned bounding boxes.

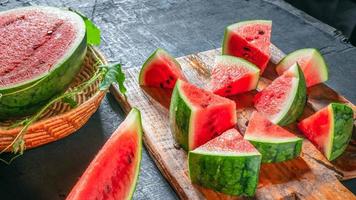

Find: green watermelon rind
[327,103,353,161]
[126,108,143,199]
[222,20,272,55]
[138,48,182,86]
[270,63,307,126]
[0,6,87,119]
[188,150,261,196]
[275,48,328,86]
[169,80,193,151]
[245,137,303,163]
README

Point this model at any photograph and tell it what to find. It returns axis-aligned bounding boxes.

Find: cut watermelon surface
[188,129,261,196]
[170,80,237,151]
[222,20,272,74]
[254,63,306,125]
[298,103,353,161]
[209,55,260,97]
[66,108,143,200]
[275,48,328,87]
[245,112,303,163]
[139,48,186,89]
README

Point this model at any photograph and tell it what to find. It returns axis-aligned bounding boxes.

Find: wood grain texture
[111,44,356,199]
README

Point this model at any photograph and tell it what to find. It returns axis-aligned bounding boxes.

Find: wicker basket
[0,47,107,151]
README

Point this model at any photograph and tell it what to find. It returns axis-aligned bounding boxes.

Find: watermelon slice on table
[66,108,143,200]
[254,63,306,126]
[222,20,272,74]
[275,48,328,87]
[139,48,186,89]
[170,80,237,151]
[298,103,353,161]
[188,129,261,196]
[209,55,260,97]
[245,112,303,163]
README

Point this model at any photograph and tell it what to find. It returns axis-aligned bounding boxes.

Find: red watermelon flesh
[66,108,142,200]
[139,48,186,89]
[180,81,237,149]
[246,112,300,141]
[0,8,78,87]
[199,128,258,154]
[222,20,272,74]
[209,55,260,97]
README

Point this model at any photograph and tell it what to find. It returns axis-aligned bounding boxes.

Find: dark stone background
[0,0,355,199]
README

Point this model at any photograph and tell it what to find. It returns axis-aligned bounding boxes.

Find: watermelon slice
[170,80,237,151]
[275,48,328,87]
[254,63,306,125]
[222,20,272,74]
[139,48,186,89]
[298,103,353,161]
[245,112,303,163]
[0,6,87,118]
[188,129,261,196]
[209,55,260,97]
[66,108,143,200]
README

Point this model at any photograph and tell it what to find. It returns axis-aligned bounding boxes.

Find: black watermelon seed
[243,47,251,52]
[258,30,265,35]
[200,103,208,108]
[254,35,259,39]
[227,85,232,89]
[160,83,164,88]
[166,79,170,84]
[169,76,174,80]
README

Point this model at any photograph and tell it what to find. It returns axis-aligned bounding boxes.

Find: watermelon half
[254,63,306,125]
[209,55,260,97]
[139,48,186,89]
[66,108,143,200]
[0,6,87,118]
[188,129,261,196]
[275,48,328,87]
[222,20,272,74]
[298,103,353,161]
[170,80,237,151]
[245,112,303,163]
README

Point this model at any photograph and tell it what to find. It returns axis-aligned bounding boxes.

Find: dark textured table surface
[0,0,355,199]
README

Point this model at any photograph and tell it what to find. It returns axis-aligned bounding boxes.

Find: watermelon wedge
[245,112,303,163]
[66,108,143,200]
[0,6,87,118]
[275,48,328,87]
[298,103,353,161]
[188,129,261,196]
[139,48,186,89]
[170,80,237,151]
[254,63,306,125]
[222,20,272,74]
[209,55,260,97]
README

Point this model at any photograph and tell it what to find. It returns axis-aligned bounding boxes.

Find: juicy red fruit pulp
[142,53,185,89]
[0,10,76,87]
[224,22,271,73]
[180,82,237,149]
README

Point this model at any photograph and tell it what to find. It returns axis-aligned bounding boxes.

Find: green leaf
[62,96,78,108]
[99,63,127,94]
[69,8,101,46]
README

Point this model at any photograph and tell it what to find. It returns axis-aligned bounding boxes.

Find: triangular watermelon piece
[139,48,186,89]
[245,111,303,163]
[275,48,328,87]
[189,129,261,196]
[209,55,260,97]
[67,108,143,200]
[298,103,353,161]
[222,20,272,74]
[254,63,306,125]
[170,80,237,151]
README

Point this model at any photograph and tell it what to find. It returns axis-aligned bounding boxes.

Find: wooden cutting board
[110,44,356,200]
